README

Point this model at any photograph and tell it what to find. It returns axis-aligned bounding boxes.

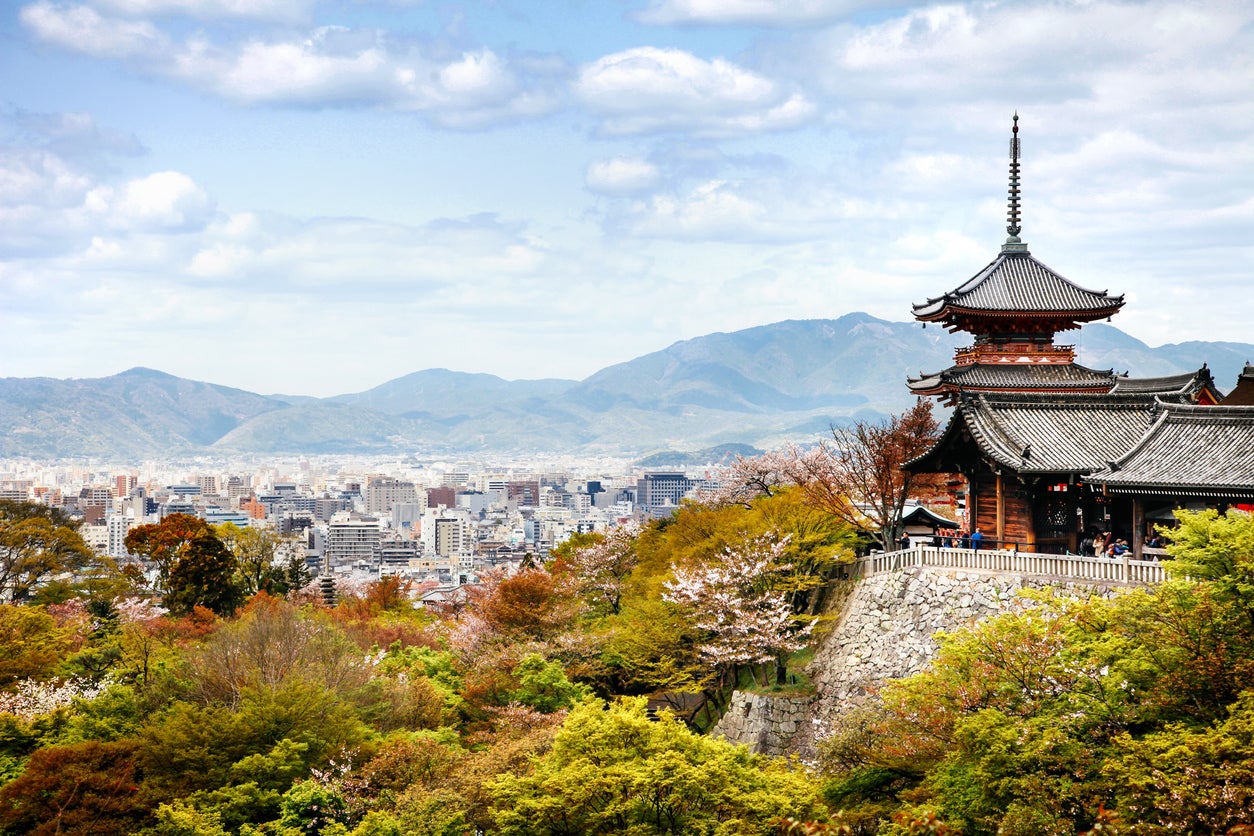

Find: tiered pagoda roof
[909,115,1127,402]
[911,250,1124,332]
[907,361,1117,397]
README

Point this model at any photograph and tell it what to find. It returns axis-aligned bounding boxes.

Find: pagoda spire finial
[1002,112,1028,253]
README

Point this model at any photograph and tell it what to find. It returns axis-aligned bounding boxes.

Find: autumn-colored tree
[0,500,98,604]
[460,566,580,644]
[790,398,941,549]
[126,514,243,616]
[330,575,441,652]
[187,593,375,709]
[0,739,151,835]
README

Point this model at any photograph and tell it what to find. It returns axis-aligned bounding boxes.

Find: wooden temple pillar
[1131,497,1145,560]
[995,471,1006,547]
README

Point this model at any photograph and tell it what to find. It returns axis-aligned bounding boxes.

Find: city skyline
[2,0,1252,397]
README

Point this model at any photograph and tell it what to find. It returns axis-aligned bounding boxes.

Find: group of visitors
[923,527,984,550]
[1080,530,1134,558]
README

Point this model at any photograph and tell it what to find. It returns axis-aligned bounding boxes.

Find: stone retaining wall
[713,567,1125,759]
[709,690,815,757]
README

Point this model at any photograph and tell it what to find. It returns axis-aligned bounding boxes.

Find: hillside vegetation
[1,493,1253,832]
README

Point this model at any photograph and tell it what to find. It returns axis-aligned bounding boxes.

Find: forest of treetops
[1,405,1253,834]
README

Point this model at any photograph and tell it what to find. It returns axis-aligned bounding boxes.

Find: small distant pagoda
[908,115,1126,403]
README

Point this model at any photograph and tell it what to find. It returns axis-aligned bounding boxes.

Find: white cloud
[586,158,660,194]
[575,47,814,136]
[637,0,902,26]
[109,171,213,231]
[20,1,164,58]
[19,5,565,126]
[95,0,313,21]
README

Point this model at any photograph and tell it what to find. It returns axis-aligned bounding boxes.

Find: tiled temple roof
[1087,404,1254,497]
[907,362,1116,394]
[950,392,1160,474]
[912,251,1125,322]
[1109,367,1217,398]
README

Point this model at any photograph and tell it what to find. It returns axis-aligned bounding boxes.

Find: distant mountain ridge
[2,315,1250,460]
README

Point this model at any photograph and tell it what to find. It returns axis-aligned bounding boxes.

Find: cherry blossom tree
[697,448,805,509]
[563,520,641,615]
[664,532,813,687]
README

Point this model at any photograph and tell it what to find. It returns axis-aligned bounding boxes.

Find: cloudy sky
[2,0,1251,396]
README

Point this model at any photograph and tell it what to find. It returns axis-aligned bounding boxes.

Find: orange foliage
[0,740,150,835]
[467,567,577,641]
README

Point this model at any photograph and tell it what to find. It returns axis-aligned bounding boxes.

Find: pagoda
[907,115,1126,403]
[902,116,1236,557]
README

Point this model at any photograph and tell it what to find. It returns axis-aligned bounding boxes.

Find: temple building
[904,117,1254,558]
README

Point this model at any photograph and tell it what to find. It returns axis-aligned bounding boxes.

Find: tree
[126,514,243,616]
[699,448,804,509]
[488,696,825,835]
[664,532,813,686]
[215,523,310,597]
[0,604,71,687]
[0,739,151,835]
[0,500,97,604]
[187,593,374,709]
[790,398,941,550]
[560,521,641,616]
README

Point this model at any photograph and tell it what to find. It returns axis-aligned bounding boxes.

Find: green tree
[1106,691,1254,833]
[509,654,591,713]
[0,604,70,686]
[126,514,243,616]
[488,696,825,835]
[215,523,310,597]
[0,500,98,604]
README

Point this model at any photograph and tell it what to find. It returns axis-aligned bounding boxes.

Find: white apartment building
[106,514,132,558]
[324,512,382,567]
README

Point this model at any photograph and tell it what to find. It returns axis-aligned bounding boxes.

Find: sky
[1,0,1252,397]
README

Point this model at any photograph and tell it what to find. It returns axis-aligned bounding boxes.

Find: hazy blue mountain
[330,368,577,418]
[568,314,960,414]
[636,444,764,468]
[1076,325,1250,391]
[3,317,1251,459]
[0,367,284,459]
[212,403,444,454]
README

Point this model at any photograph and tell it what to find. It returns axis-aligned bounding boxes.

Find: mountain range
[2,313,1251,461]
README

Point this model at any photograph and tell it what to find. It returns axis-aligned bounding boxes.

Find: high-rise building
[106,514,132,558]
[325,512,381,566]
[365,478,418,515]
[636,472,695,517]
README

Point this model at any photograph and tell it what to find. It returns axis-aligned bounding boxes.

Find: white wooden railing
[846,545,1166,585]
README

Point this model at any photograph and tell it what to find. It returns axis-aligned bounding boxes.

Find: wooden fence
[846,545,1166,585]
